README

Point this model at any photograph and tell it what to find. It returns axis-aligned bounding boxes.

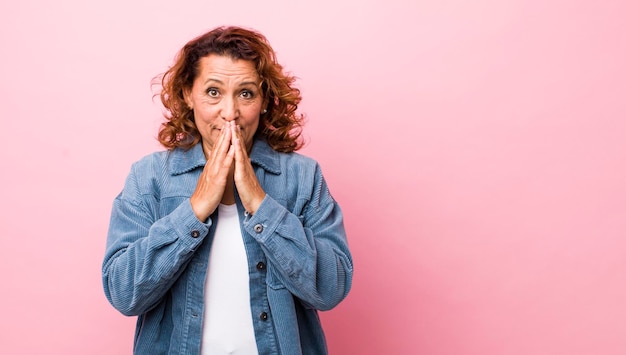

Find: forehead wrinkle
[203,78,224,85]
[202,77,260,86]
[196,55,260,87]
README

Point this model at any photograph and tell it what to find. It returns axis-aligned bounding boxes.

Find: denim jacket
[102,139,353,355]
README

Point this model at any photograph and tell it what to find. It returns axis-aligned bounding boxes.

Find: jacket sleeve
[242,163,353,311]
[101,164,211,316]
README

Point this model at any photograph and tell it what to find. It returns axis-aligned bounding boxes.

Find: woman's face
[184,54,264,153]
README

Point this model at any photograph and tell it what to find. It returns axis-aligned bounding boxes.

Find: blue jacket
[102,139,353,354]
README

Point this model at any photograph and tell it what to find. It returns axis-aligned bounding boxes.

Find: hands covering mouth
[190,121,265,221]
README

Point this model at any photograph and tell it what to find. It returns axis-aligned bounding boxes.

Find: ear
[259,79,269,113]
[261,97,270,114]
[183,87,193,110]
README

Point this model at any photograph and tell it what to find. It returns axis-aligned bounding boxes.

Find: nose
[220,95,239,122]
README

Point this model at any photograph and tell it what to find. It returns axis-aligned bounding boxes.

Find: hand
[190,124,235,221]
[231,123,266,214]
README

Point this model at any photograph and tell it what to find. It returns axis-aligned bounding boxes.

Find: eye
[240,90,255,99]
[206,88,219,98]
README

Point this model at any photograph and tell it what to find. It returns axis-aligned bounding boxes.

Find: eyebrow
[203,78,260,87]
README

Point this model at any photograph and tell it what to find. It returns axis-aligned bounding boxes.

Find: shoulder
[117,150,171,199]
[271,150,329,192]
[280,150,319,168]
[118,146,202,204]
[131,149,171,169]
[126,149,172,181]
[130,144,204,176]
[251,139,320,175]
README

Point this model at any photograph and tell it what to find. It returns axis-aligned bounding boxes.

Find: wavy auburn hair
[155,26,304,152]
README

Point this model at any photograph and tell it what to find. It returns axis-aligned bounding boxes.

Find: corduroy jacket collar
[169,138,282,176]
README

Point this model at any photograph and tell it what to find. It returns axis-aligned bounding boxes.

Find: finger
[212,124,232,161]
[232,132,244,164]
[205,128,232,175]
[204,125,225,166]
[232,131,265,214]
[232,124,250,161]
[233,138,257,196]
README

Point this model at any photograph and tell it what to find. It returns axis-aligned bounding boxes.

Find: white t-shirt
[201,204,259,355]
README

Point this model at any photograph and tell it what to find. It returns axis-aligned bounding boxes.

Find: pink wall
[1,0,625,354]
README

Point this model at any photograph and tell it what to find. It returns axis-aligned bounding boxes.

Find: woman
[102,26,353,355]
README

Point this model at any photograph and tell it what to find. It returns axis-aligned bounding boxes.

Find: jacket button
[256,262,265,271]
[260,312,268,321]
[253,224,264,233]
[190,230,200,238]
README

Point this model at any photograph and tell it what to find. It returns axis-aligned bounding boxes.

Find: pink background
[1,0,625,354]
